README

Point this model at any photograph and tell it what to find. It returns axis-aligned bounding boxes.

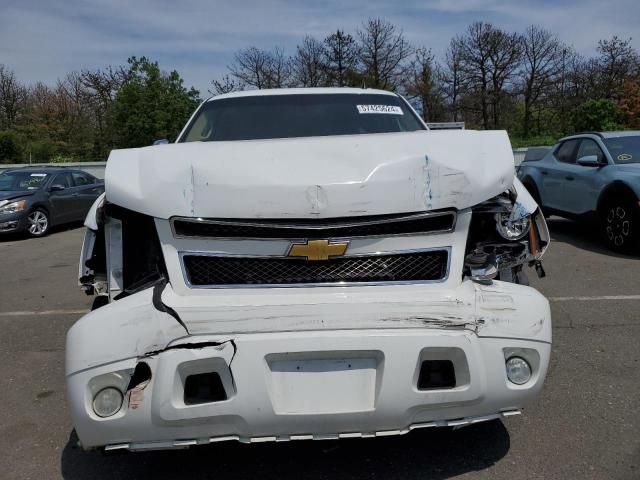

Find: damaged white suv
[68,88,551,452]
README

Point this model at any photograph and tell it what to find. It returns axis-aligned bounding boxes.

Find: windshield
[604,136,640,164]
[0,171,50,191]
[180,93,425,142]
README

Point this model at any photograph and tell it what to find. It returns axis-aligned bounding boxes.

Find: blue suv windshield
[604,136,640,164]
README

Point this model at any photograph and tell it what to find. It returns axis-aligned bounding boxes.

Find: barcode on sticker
[356,105,403,115]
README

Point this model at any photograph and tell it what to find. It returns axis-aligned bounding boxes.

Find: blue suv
[517,131,640,253]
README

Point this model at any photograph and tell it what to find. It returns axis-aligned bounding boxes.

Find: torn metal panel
[66,276,551,379]
[65,288,187,376]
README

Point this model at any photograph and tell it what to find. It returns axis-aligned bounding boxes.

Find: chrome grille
[182,250,449,287]
[172,211,456,239]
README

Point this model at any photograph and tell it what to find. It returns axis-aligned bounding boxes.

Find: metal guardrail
[0,161,107,179]
[426,122,465,130]
[512,148,528,166]
[1,148,539,178]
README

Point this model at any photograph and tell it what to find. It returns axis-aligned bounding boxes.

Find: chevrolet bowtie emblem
[288,239,349,261]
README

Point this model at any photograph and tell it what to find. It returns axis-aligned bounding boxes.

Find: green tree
[572,99,623,132]
[0,131,20,163]
[112,57,200,147]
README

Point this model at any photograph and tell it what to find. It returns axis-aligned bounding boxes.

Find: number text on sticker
[356,105,403,115]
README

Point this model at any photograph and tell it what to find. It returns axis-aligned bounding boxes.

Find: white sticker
[30,173,47,177]
[356,105,403,115]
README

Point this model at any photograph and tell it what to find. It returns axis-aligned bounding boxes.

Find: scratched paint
[424,155,433,210]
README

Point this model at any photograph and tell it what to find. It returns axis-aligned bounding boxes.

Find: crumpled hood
[105,130,514,219]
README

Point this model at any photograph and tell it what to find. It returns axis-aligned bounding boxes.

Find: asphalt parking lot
[0,219,639,480]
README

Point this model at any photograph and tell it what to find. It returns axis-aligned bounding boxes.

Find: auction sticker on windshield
[356,105,403,115]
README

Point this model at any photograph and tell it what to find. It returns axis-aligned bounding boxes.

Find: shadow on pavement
[546,217,639,259]
[61,421,510,480]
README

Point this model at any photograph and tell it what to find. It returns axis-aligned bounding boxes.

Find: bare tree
[229,46,291,89]
[292,36,327,87]
[210,74,241,95]
[357,18,412,90]
[229,47,272,89]
[57,72,88,127]
[324,30,359,86]
[264,46,292,88]
[441,37,465,122]
[596,36,639,99]
[457,22,522,129]
[0,64,28,130]
[487,27,522,128]
[79,65,127,116]
[79,65,128,156]
[519,26,564,137]
[457,23,493,128]
[403,48,444,121]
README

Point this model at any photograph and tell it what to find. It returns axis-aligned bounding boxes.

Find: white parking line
[0,309,88,317]
[548,295,640,302]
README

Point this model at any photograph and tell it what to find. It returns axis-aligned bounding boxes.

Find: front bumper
[0,211,27,233]
[66,280,551,450]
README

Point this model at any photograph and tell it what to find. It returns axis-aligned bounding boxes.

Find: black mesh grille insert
[173,212,455,239]
[183,251,448,286]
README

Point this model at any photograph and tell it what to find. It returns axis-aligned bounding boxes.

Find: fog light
[505,357,531,385]
[92,387,123,417]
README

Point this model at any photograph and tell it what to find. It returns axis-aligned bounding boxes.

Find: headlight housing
[495,210,530,240]
[0,200,26,215]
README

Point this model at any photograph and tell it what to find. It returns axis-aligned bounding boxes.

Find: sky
[1,0,638,96]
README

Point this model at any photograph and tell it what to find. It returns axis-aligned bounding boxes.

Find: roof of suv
[206,87,397,102]
[560,131,640,141]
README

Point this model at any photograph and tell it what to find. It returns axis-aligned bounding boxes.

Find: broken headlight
[495,208,530,240]
[465,182,549,284]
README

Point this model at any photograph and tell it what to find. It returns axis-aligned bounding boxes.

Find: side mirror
[50,184,66,192]
[577,155,601,167]
[153,139,169,145]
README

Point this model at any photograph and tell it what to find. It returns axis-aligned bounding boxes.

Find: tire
[26,208,50,237]
[600,196,640,253]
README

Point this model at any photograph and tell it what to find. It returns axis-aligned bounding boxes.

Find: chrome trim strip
[178,246,451,289]
[170,210,457,241]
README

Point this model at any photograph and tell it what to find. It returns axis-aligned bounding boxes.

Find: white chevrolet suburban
[68,88,551,452]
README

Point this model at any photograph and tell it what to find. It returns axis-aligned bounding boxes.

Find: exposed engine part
[465,183,549,285]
